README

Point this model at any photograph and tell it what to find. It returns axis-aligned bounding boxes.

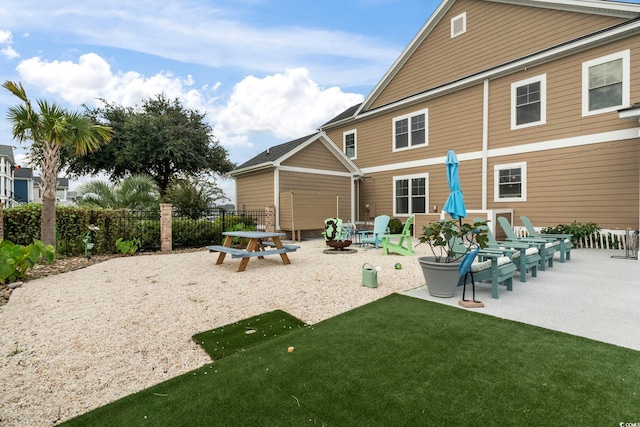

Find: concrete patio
[405,248,640,351]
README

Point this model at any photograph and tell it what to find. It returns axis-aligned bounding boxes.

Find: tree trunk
[40,142,60,248]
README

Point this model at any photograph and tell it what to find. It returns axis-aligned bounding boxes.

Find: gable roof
[356,0,640,115]
[14,167,34,179]
[0,145,15,164]
[233,133,317,172]
[230,132,361,178]
[321,103,362,127]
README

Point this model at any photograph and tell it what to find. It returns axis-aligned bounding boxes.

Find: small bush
[115,238,141,255]
[542,221,600,247]
[0,239,55,284]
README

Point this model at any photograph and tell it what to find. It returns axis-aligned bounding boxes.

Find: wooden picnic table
[207,231,299,272]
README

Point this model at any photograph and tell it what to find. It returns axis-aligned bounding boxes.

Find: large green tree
[62,94,234,197]
[3,81,113,248]
[77,174,160,210]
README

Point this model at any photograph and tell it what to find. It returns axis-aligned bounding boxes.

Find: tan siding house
[229,133,360,236]
[232,0,640,236]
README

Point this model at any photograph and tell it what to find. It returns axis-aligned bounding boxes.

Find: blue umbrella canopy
[443,149,466,221]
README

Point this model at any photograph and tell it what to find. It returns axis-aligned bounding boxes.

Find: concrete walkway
[404,249,640,351]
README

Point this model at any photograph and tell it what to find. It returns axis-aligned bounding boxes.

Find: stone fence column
[160,203,172,252]
[265,205,276,233]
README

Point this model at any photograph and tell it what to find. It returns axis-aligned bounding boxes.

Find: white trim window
[511,74,546,129]
[582,50,630,116]
[451,12,466,38]
[393,174,428,215]
[494,162,526,202]
[343,129,357,159]
[392,108,428,152]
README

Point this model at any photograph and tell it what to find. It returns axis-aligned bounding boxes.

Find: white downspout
[482,79,489,211]
[274,168,280,230]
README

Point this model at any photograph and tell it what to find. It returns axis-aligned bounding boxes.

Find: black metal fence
[171,209,266,249]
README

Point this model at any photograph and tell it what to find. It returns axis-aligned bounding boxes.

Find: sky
[0,0,438,204]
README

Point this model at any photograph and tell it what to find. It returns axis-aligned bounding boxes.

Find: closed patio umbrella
[443,149,466,225]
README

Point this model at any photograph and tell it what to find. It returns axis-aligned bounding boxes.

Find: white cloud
[0,29,19,59]
[15,53,212,110]
[0,30,11,44]
[215,68,363,139]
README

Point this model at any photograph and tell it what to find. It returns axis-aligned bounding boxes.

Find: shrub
[0,239,55,284]
[115,238,141,255]
[542,221,600,247]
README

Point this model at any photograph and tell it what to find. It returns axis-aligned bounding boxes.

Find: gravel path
[0,239,433,426]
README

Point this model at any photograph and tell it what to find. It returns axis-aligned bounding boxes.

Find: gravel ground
[0,239,434,426]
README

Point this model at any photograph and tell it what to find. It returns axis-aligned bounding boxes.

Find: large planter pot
[417,256,462,298]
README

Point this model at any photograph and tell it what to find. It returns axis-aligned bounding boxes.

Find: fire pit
[324,240,357,254]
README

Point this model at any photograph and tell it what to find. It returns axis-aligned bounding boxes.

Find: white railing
[513,226,639,251]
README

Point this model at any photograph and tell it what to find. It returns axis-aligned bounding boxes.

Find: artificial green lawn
[62,294,640,426]
[192,309,307,360]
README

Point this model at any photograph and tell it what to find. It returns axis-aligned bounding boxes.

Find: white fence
[513,227,639,251]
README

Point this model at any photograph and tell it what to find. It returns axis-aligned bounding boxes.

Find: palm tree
[78,175,160,210]
[3,81,113,248]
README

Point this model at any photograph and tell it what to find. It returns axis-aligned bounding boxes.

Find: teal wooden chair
[360,215,390,249]
[520,216,572,263]
[454,234,517,299]
[382,216,415,256]
[498,217,556,271]
[475,218,541,282]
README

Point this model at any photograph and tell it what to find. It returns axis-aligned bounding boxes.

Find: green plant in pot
[417,218,489,297]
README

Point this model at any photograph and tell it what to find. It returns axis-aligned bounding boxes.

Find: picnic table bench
[208,231,299,272]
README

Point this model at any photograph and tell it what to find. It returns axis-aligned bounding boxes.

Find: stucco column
[265,205,276,233]
[160,203,172,252]
[0,204,3,239]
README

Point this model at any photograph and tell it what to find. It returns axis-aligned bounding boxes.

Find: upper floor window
[494,162,526,202]
[451,12,466,38]
[511,74,546,129]
[343,129,356,159]
[393,108,428,152]
[394,174,428,215]
[582,50,630,116]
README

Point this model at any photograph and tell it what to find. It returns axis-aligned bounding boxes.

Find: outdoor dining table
[209,231,296,272]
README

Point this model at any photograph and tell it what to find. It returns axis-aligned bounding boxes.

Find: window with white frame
[494,162,526,202]
[393,109,428,151]
[582,50,630,116]
[343,129,356,159]
[511,74,546,129]
[394,174,428,215]
[451,12,466,38]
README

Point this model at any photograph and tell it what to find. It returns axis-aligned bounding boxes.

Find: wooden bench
[207,237,299,272]
[259,241,301,251]
[207,245,298,259]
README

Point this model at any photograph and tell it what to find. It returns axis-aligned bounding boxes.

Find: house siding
[489,38,640,148]
[279,171,351,220]
[370,0,625,109]
[487,140,639,230]
[235,170,275,210]
[327,85,485,170]
[282,140,347,171]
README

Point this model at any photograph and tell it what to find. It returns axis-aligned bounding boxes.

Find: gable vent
[451,12,466,38]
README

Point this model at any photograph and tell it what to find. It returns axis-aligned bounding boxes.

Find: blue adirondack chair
[475,218,541,283]
[520,216,572,263]
[498,216,556,271]
[456,232,517,300]
[360,215,390,249]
